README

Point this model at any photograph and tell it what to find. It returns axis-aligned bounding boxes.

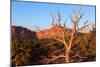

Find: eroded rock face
[36,25,72,39]
[11,26,37,39]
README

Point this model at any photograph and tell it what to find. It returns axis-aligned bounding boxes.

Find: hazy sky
[12,1,95,31]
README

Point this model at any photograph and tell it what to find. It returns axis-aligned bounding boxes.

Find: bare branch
[73,9,83,23]
[76,13,83,24]
[84,20,88,26]
[47,55,66,63]
[69,14,74,24]
[78,23,90,32]
[53,37,64,44]
[72,53,87,61]
[70,10,84,33]
[57,9,61,22]
[63,21,66,28]
[50,12,55,25]
[57,9,61,26]
[53,36,68,49]
[63,18,68,28]
[39,55,66,64]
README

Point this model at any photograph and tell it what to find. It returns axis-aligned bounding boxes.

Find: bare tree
[47,9,91,63]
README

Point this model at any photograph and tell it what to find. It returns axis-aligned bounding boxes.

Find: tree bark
[65,50,70,63]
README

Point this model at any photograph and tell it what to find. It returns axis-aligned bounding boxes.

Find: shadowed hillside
[12,26,37,39]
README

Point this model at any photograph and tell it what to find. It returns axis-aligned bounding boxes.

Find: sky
[12,0,96,31]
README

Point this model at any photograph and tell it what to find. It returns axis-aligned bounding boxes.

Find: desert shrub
[12,29,96,66]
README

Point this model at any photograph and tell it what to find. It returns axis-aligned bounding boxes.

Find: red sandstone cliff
[36,25,72,39]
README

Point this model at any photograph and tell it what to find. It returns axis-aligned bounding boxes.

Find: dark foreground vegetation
[11,28,96,66]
